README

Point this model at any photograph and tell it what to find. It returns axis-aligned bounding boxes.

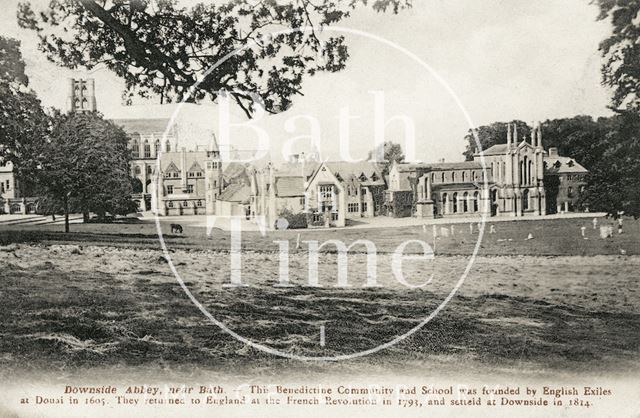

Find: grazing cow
[170,223,183,234]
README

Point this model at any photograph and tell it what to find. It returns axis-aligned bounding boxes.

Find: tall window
[473,192,479,212]
[155,140,160,155]
[132,141,140,158]
[452,192,458,213]
[144,141,151,158]
[165,140,171,152]
[463,192,468,212]
[442,193,448,214]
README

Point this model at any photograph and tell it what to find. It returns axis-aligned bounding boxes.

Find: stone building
[388,122,579,218]
[544,147,588,214]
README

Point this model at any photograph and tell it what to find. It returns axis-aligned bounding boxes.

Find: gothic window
[441,172,445,182]
[166,141,171,152]
[463,192,468,212]
[155,140,160,154]
[147,165,152,175]
[442,193,448,214]
[144,141,151,158]
[452,192,458,213]
[462,171,466,182]
[473,192,479,212]
[452,172,456,182]
[131,141,140,158]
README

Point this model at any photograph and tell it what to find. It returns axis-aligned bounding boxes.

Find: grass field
[0,216,639,379]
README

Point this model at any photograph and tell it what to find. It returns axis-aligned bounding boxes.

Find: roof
[477,144,509,155]
[395,161,482,172]
[112,118,174,135]
[218,183,251,203]
[278,161,320,178]
[223,162,249,182]
[274,176,305,197]
[323,161,385,185]
[159,151,207,172]
[544,156,588,174]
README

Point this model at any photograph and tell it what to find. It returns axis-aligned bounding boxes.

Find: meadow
[0,217,638,380]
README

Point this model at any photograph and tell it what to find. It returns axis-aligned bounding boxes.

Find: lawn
[0,216,638,379]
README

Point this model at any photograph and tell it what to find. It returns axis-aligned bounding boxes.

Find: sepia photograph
[0,0,638,416]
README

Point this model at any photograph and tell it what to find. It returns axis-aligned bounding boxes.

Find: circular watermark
[152,25,488,361]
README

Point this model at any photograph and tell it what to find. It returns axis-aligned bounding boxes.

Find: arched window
[529,160,534,184]
[155,139,160,155]
[131,141,140,158]
[452,172,456,183]
[452,192,458,213]
[166,140,171,152]
[462,171,466,182]
[473,191,479,212]
[442,193,448,214]
[144,140,151,158]
[462,192,468,212]
[441,172,445,182]
[522,189,529,211]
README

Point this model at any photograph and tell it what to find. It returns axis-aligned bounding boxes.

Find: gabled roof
[187,161,203,173]
[218,183,251,203]
[164,161,180,173]
[478,144,509,155]
[323,161,385,186]
[274,176,305,197]
[544,156,588,174]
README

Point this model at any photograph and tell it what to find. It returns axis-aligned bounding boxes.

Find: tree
[17,0,409,117]
[0,36,50,195]
[595,0,640,111]
[368,141,405,175]
[42,112,136,232]
[462,120,530,161]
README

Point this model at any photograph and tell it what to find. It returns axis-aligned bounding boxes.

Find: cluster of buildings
[0,78,589,225]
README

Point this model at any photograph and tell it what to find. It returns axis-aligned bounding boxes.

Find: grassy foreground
[0,217,638,378]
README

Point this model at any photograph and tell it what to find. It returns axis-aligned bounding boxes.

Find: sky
[0,0,613,163]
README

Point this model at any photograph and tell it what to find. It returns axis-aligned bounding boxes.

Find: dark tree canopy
[596,0,640,111]
[462,120,531,161]
[18,0,409,117]
[463,115,640,217]
[42,112,136,231]
[0,35,50,194]
[367,140,405,176]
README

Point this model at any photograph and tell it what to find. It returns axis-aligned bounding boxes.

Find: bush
[277,208,308,229]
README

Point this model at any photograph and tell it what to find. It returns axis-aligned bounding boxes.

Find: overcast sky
[0,0,613,163]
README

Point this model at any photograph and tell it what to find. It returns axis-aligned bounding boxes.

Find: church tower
[204,134,222,215]
[66,78,97,113]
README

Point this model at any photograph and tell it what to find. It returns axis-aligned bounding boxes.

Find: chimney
[507,123,512,146]
[513,123,518,143]
[548,147,558,157]
[181,147,187,189]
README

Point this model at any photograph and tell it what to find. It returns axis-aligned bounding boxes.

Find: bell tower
[66,78,97,114]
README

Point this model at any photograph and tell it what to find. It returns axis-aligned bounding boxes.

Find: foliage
[41,112,137,231]
[463,115,640,217]
[278,207,308,229]
[0,36,50,195]
[595,0,640,111]
[18,0,409,117]
[388,190,413,217]
[367,140,405,176]
[462,120,530,161]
